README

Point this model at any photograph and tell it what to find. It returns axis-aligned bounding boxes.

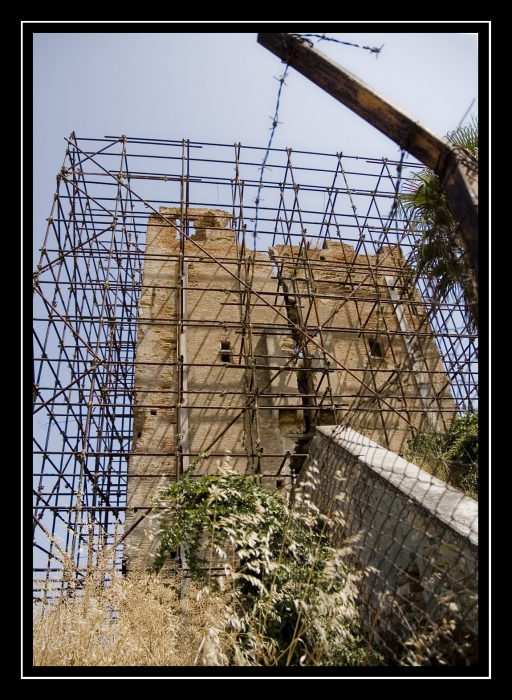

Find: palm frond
[446,115,478,157]
[399,118,478,331]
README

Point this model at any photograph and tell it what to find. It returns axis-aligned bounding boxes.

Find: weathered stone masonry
[125,207,456,571]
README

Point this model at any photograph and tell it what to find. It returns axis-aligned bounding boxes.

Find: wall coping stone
[314,425,478,548]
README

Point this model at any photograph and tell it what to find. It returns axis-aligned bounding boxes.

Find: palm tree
[400,117,478,332]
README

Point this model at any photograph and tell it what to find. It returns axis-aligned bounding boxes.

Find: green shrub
[150,455,380,666]
[405,412,478,499]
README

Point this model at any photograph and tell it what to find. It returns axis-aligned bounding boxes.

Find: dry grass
[34,453,476,667]
[33,567,231,666]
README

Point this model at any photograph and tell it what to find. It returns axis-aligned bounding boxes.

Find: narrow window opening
[150,409,157,416]
[221,341,231,363]
[137,432,141,438]
[276,479,283,489]
[369,338,384,358]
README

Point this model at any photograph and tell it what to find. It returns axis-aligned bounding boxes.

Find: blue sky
[32,27,480,260]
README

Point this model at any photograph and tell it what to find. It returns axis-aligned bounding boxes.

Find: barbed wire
[253,33,385,242]
[295,33,385,58]
[253,67,290,242]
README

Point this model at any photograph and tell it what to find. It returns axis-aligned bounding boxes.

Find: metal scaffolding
[32,135,478,598]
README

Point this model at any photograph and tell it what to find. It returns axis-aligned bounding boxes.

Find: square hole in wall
[221,341,231,363]
[369,338,385,358]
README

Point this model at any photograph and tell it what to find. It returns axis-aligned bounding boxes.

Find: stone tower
[124,207,455,570]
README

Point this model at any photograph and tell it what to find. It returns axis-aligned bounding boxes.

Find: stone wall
[270,240,455,453]
[295,425,478,665]
[125,208,302,568]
